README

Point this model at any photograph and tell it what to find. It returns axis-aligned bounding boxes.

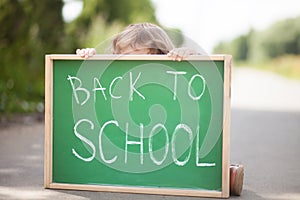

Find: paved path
[231,67,300,112]
[0,67,300,200]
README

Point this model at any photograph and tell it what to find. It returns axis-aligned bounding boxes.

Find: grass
[250,55,300,80]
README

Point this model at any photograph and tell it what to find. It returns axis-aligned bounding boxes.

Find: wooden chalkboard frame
[44,54,231,198]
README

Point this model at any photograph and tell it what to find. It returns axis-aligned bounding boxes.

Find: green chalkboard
[44,55,231,198]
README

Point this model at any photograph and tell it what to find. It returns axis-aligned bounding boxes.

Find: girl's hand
[167,47,199,61]
[76,48,96,58]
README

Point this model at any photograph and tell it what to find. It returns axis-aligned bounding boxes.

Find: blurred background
[1,0,300,118]
[1,1,300,199]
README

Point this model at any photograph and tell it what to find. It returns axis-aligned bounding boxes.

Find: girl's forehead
[121,42,148,50]
[120,45,150,54]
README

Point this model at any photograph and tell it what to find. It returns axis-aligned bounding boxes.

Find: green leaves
[213,16,300,63]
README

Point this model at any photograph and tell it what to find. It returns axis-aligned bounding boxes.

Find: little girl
[76,22,244,196]
[76,22,198,61]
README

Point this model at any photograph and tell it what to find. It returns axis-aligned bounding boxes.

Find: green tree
[213,16,300,63]
[232,35,249,61]
[213,31,252,62]
[66,0,158,51]
[0,0,172,115]
[261,16,300,58]
[0,0,66,114]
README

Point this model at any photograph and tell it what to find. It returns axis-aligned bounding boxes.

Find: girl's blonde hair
[112,23,174,54]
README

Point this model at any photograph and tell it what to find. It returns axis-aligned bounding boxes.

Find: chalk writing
[67,71,206,103]
[72,119,216,167]
[68,69,215,167]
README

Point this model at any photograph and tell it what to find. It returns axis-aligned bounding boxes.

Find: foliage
[213,32,252,61]
[66,0,157,52]
[213,16,300,63]
[253,55,300,80]
[0,0,158,115]
[261,17,300,58]
[0,0,66,114]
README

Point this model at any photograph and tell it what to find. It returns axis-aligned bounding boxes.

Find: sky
[151,0,300,53]
[63,0,300,53]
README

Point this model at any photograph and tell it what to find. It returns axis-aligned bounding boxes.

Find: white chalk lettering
[149,123,169,165]
[171,124,193,166]
[188,74,206,101]
[196,126,216,167]
[125,123,144,164]
[99,120,118,164]
[72,119,96,162]
[67,71,206,103]
[109,76,122,99]
[93,77,107,102]
[67,75,90,105]
[129,72,145,101]
[71,120,216,167]
[166,71,187,100]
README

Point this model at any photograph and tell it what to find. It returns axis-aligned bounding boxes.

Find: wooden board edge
[47,183,225,198]
[221,55,232,198]
[45,54,229,61]
[44,55,232,198]
[44,55,53,188]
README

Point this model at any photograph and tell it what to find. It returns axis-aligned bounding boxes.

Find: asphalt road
[0,67,300,200]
